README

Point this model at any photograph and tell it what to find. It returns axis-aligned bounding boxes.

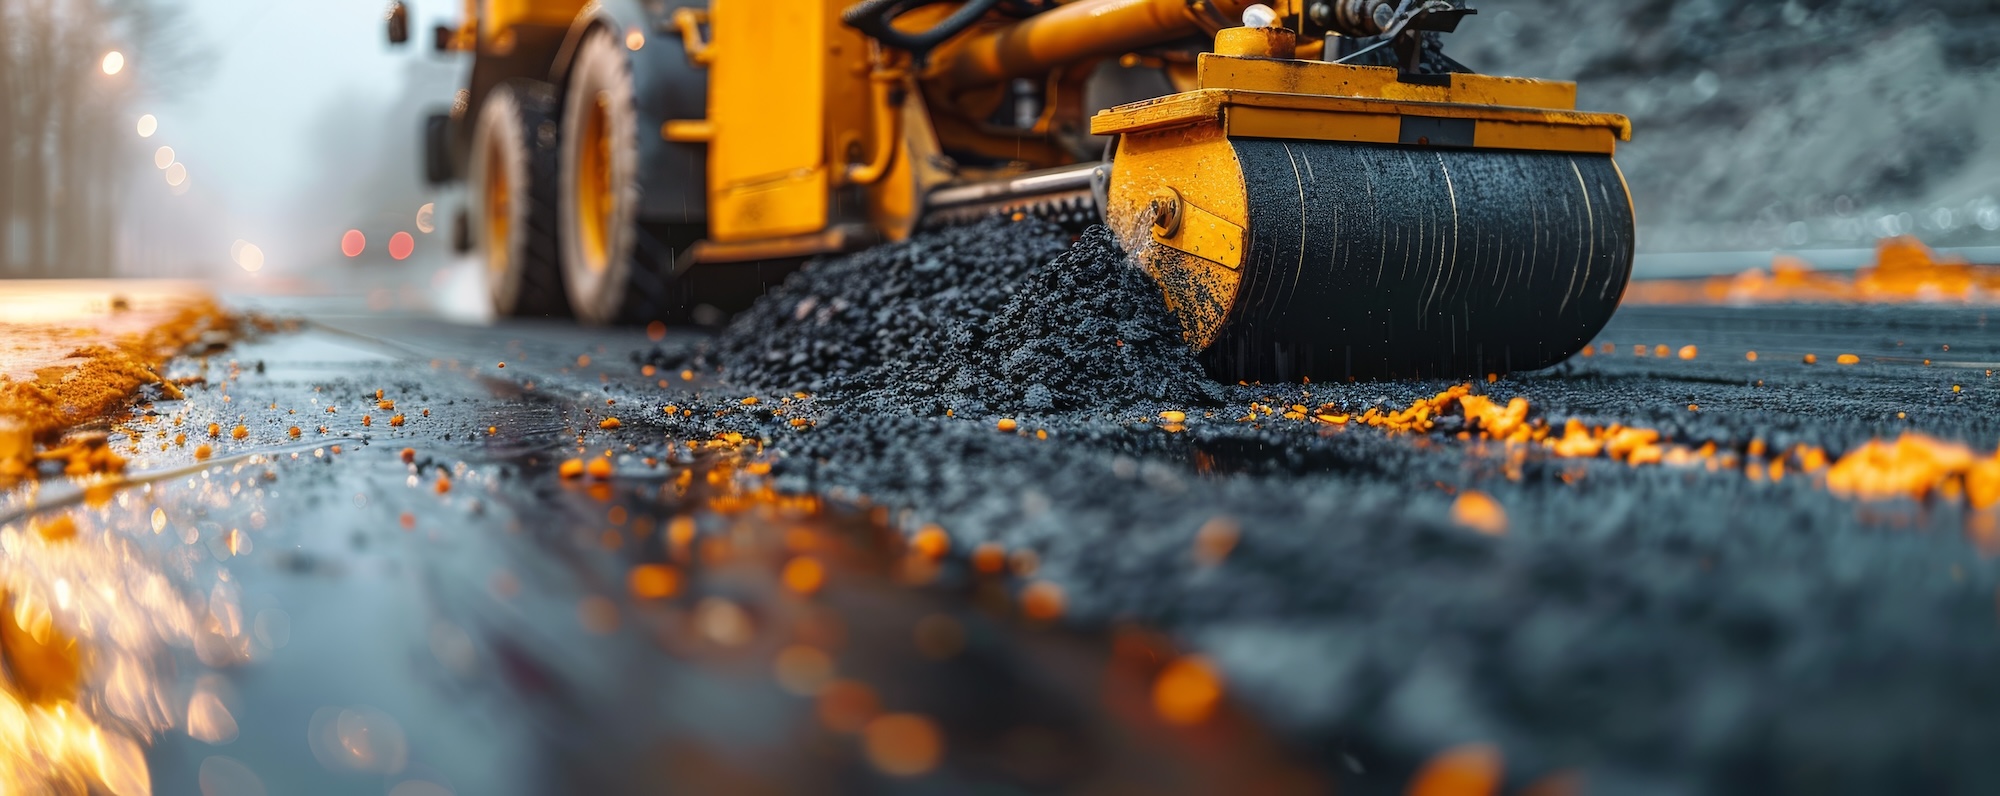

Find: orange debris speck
[782,556,825,595]
[559,458,585,479]
[287,426,301,438]
[817,680,880,733]
[378,400,394,411]
[1836,353,1860,365]
[586,457,614,479]
[1803,354,1818,364]
[863,713,944,777]
[435,476,451,494]
[1021,581,1064,621]
[389,414,405,426]
[1194,516,1240,565]
[193,444,212,460]
[628,564,680,599]
[1408,743,1504,796]
[496,362,505,368]
[1746,351,1758,362]
[1152,656,1224,726]
[1678,345,1698,360]
[996,418,1018,433]
[741,396,760,406]
[911,525,950,559]
[971,543,1006,574]
[1159,410,1187,423]
[599,417,622,430]
[206,423,220,437]
[400,447,416,464]
[1450,491,1507,536]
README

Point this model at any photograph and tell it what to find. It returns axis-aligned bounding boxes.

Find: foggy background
[0,0,464,282]
[3,0,1997,283]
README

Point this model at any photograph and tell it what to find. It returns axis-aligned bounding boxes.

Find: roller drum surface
[1206,140,1635,382]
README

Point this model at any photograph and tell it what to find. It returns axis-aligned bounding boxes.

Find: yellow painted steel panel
[1196,55,1578,110]
[1225,105,1399,145]
[708,0,829,240]
[480,0,585,39]
[1473,121,1618,155]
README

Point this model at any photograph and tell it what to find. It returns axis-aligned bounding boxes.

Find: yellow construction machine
[387,0,1633,380]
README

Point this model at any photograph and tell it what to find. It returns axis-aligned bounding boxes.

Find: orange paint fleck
[817,680,880,733]
[863,713,944,777]
[1408,743,1503,796]
[1020,581,1064,621]
[599,417,622,430]
[628,564,680,599]
[911,525,950,559]
[1194,516,1240,565]
[1837,353,1861,365]
[1450,490,1507,536]
[996,418,1018,433]
[1152,656,1224,726]
[783,556,825,595]
[971,543,1006,574]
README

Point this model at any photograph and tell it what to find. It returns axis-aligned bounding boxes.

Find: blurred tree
[0,0,206,277]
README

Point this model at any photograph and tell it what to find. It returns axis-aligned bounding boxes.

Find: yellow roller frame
[1092,41,1632,350]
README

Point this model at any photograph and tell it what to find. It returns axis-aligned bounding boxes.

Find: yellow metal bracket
[673,7,714,66]
[1151,187,1244,271]
[662,120,714,142]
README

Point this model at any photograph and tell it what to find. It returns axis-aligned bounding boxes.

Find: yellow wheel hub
[576,92,614,275]
[483,139,511,278]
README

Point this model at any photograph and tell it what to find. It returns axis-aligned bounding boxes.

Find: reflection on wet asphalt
[16,303,2000,794]
[0,313,1312,795]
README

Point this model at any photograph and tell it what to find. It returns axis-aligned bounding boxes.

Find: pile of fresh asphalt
[693,219,1225,416]
[630,220,2000,794]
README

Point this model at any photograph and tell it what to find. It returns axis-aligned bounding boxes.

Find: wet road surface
[8,300,2000,795]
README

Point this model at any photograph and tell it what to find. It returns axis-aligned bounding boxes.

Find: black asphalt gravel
[18,225,2000,795]
[659,223,2000,794]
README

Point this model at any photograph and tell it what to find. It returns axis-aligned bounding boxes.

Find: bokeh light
[388,231,415,260]
[164,162,187,187]
[231,240,264,272]
[153,146,175,169]
[341,230,366,258]
[415,203,436,234]
[100,51,124,75]
[135,114,157,138]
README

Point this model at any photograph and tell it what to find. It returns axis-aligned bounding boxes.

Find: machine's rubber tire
[469,79,572,318]
[557,27,703,325]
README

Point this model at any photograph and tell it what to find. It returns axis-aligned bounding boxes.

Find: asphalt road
[10,297,2000,795]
